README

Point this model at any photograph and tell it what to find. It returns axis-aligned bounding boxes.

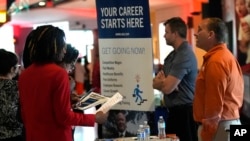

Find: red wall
[13,25,32,62]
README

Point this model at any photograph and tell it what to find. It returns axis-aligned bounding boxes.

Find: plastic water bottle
[143,121,150,141]
[158,116,166,139]
[137,124,145,141]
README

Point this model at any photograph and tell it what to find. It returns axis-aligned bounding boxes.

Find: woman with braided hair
[19,25,107,141]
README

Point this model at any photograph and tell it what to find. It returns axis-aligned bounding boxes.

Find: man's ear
[208,31,215,39]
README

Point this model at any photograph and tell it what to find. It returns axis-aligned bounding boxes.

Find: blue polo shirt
[163,41,197,107]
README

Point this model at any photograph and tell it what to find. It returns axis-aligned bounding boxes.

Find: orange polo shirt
[193,43,244,141]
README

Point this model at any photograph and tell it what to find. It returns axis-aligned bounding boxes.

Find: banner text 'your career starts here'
[100,6,145,29]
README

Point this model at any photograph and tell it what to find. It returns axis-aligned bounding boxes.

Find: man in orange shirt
[193,18,244,141]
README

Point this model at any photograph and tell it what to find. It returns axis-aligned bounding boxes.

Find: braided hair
[22,25,66,67]
[22,29,35,68]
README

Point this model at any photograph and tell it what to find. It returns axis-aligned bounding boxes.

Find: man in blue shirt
[153,17,198,141]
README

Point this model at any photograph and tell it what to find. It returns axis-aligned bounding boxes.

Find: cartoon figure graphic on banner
[133,84,143,104]
[132,74,147,105]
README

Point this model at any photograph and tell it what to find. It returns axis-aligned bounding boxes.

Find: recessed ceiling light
[38,2,46,6]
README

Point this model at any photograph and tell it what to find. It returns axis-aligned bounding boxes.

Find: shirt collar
[203,43,227,62]
[119,131,126,137]
[175,41,189,52]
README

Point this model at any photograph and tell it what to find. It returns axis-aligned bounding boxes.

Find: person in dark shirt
[153,17,198,141]
[0,49,24,141]
[114,111,134,138]
[83,55,92,92]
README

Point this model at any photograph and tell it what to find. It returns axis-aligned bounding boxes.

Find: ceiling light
[38,2,46,6]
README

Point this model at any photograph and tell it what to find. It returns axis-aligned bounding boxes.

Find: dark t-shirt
[163,41,198,107]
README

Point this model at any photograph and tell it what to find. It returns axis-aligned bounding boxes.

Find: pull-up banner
[96,0,154,111]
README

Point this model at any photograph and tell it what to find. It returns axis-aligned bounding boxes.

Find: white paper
[96,92,123,113]
[74,92,109,110]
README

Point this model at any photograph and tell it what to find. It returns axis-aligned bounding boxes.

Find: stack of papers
[74,91,123,113]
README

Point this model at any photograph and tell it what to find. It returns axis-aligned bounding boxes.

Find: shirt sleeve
[169,51,191,80]
[52,70,95,127]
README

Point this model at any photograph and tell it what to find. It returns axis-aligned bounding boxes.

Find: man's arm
[153,70,180,94]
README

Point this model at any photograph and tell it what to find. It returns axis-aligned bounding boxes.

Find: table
[98,136,179,141]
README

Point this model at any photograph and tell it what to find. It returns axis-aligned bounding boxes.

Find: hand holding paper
[95,111,108,124]
[96,92,123,113]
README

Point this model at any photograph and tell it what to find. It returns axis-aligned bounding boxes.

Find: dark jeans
[166,104,198,141]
